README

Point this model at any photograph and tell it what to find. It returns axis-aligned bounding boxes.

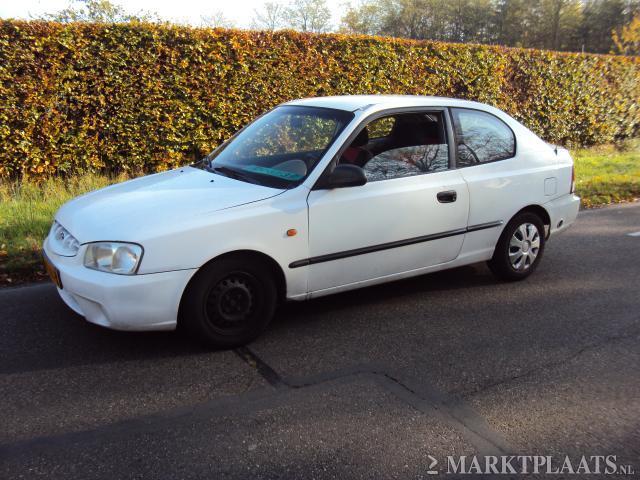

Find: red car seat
[340,128,372,167]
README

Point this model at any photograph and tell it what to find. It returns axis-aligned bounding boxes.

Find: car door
[303,109,470,294]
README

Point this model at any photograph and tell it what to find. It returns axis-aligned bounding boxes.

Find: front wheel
[487,212,545,281]
[180,257,277,349]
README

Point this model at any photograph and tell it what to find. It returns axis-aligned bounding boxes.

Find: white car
[43,95,580,347]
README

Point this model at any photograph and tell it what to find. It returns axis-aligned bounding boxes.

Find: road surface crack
[467,324,640,396]
[234,346,512,456]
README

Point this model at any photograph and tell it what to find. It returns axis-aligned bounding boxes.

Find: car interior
[204,110,450,186]
[339,112,449,179]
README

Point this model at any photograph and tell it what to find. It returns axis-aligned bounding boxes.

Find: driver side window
[338,112,450,182]
[451,108,515,167]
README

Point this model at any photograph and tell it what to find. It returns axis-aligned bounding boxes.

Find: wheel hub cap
[508,223,540,271]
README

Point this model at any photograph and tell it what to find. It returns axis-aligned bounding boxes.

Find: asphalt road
[1,203,639,479]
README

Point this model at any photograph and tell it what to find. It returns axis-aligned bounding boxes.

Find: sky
[0,0,350,29]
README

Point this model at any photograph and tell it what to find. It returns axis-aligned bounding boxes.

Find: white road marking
[627,231,640,237]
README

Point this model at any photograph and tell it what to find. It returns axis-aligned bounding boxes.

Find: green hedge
[1,20,639,178]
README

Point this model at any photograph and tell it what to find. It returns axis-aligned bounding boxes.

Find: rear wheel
[487,212,545,281]
[181,257,277,349]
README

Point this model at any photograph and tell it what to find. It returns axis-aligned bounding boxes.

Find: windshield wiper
[201,160,293,189]
[209,164,256,183]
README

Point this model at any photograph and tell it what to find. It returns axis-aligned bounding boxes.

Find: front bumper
[43,237,196,331]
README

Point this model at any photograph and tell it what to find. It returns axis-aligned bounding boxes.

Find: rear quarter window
[451,108,515,167]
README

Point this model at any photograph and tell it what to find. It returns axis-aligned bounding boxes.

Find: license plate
[42,251,63,289]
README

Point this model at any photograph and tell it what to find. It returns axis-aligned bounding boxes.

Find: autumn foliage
[613,15,640,55]
[1,20,639,178]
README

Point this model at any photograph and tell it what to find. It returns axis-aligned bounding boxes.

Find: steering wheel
[302,152,318,166]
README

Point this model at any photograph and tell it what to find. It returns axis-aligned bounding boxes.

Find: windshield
[196,105,354,188]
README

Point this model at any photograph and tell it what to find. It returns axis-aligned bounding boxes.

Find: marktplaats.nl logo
[425,455,635,475]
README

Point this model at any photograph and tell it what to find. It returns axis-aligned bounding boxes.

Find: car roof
[283,95,492,112]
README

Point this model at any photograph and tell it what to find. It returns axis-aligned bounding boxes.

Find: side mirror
[315,164,367,189]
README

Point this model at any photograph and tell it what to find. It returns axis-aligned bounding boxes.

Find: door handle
[437,190,457,203]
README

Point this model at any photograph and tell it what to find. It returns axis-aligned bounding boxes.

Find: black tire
[180,256,277,349]
[487,212,546,281]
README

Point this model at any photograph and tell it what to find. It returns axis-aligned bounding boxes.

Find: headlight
[48,221,80,257]
[83,242,143,275]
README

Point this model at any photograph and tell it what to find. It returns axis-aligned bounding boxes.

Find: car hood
[56,167,285,243]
